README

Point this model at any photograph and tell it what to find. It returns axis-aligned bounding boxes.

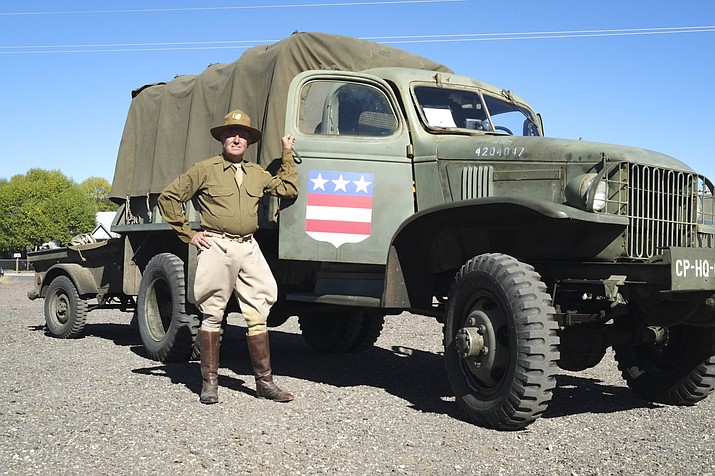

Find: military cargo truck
[28,32,715,430]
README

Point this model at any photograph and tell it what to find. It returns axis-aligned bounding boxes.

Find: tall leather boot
[247,331,294,402]
[198,329,220,404]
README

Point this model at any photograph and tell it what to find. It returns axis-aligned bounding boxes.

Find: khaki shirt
[158,150,298,243]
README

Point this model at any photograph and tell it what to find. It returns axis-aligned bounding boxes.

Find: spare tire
[136,253,199,362]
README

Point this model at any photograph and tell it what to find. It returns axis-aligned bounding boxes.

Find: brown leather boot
[247,331,294,402]
[199,329,220,404]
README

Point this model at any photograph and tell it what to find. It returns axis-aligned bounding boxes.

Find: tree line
[0,169,117,254]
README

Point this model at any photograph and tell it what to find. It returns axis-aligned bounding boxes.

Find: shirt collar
[222,158,244,172]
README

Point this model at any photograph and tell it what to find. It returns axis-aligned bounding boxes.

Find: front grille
[600,163,715,259]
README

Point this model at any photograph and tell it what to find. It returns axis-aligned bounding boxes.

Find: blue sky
[1,0,713,184]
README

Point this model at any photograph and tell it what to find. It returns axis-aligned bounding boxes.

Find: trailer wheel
[298,308,365,353]
[444,253,560,430]
[614,325,715,405]
[44,275,87,338]
[137,253,199,362]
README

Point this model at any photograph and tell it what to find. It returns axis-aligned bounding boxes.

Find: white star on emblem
[310,173,328,191]
[353,175,372,194]
[332,174,349,192]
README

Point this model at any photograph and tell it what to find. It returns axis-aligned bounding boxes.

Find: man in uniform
[158,109,298,404]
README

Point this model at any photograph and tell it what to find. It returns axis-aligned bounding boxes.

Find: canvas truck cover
[110,32,452,201]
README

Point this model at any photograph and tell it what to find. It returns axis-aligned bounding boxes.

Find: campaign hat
[210,109,262,143]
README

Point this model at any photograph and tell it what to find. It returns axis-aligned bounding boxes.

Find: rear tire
[349,310,385,352]
[44,275,87,339]
[137,253,199,362]
[298,308,365,353]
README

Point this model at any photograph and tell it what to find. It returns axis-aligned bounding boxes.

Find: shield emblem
[305,170,374,248]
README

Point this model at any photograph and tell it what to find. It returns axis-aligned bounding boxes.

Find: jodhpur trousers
[194,236,277,335]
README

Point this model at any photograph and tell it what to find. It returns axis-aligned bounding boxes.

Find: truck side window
[299,80,398,137]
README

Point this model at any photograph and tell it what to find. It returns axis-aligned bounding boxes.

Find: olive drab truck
[28,32,715,430]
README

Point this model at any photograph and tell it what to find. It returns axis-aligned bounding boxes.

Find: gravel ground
[1,277,714,475]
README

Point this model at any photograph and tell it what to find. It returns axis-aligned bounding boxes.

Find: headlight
[590,177,607,211]
[565,173,607,212]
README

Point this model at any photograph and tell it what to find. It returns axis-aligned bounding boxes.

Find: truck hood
[434,135,695,174]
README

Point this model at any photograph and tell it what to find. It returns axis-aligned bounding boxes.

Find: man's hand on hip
[191,231,214,251]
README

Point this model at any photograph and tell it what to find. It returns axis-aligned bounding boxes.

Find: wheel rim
[456,290,512,394]
[50,292,70,324]
[144,278,173,341]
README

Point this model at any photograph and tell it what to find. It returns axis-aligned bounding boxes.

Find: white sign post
[13,253,21,272]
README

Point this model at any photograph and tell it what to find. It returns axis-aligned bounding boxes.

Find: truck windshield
[413,86,540,137]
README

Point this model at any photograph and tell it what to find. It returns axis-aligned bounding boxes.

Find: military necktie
[233,163,243,188]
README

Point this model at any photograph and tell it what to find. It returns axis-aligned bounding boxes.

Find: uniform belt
[206,230,253,243]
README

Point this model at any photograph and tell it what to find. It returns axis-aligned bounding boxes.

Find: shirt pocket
[244,181,265,217]
[206,186,237,217]
[245,180,265,198]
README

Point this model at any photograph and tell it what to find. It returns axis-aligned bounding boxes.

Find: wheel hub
[456,309,498,380]
[455,327,485,358]
[55,296,69,324]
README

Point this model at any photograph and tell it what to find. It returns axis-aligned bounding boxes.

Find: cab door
[278,71,414,265]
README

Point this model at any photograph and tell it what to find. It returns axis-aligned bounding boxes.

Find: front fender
[383,198,628,310]
[40,263,100,298]
[399,196,627,231]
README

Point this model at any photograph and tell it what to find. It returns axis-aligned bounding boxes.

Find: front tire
[137,253,199,362]
[614,325,715,405]
[444,253,560,430]
[44,275,87,338]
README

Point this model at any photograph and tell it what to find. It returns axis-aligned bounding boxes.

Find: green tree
[80,176,118,212]
[0,169,98,252]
